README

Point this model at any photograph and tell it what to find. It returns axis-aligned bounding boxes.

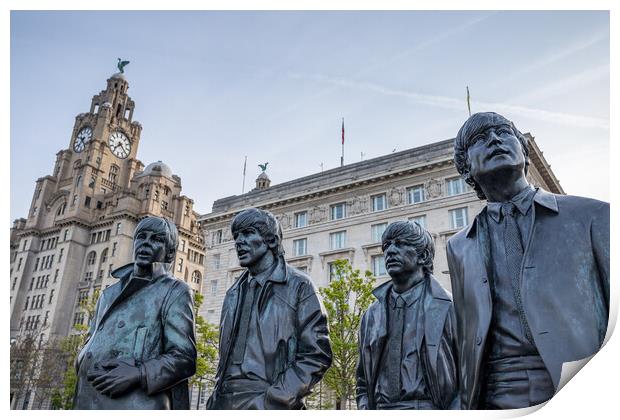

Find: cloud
[509,64,609,104]
[291,73,609,130]
[488,30,609,88]
[263,12,497,124]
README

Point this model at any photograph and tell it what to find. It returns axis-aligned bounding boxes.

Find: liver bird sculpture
[117,58,130,73]
[258,162,269,172]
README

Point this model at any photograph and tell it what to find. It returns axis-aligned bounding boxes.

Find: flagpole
[242,155,247,193]
[340,118,345,167]
[466,86,472,117]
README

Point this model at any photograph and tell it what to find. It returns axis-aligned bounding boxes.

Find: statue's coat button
[476,336,482,345]
[118,320,125,328]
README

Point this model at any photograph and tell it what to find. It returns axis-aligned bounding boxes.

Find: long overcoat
[356,275,458,409]
[73,263,197,409]
[207,258,332,409]
[446,188,609,409]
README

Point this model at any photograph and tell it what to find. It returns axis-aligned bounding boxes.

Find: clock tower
[10,71,206,407]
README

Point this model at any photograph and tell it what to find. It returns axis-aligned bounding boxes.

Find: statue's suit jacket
[446,188,609,409]
[73,263,197,410]
[356,276,458,410]
[207,258,332,409]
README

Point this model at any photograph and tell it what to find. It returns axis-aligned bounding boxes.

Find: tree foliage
[319,259,375,409]
[49,289,99,409]
[190,293,219,409]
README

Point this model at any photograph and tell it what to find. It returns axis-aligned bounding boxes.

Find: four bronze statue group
[73,112,610,410]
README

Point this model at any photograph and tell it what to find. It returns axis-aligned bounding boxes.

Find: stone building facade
[9,73,206,409]
[197,136,563,325]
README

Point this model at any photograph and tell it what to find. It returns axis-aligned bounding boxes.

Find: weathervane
[117,58,130,73]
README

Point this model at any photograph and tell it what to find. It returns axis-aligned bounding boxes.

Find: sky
[10,10,610,222]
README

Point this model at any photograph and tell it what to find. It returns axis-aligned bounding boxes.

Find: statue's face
[466,123,526,185]
[382,238,420,280]
[233,225,270,268]
[134,228,168,268]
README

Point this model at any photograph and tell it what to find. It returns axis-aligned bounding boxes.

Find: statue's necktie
[387,295,406,401]
[502,203,534,344]
[231,278,257,364]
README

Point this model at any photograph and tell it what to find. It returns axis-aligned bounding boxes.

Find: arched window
[86,251,97,265]
[56,202,66,216]
[108,165,119,183]
[75,175,82,187]
[192,271,202,284]
[100,248,108,263]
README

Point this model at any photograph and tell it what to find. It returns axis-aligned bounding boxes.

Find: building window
[214,230,223,245]
[56,202,66,216]
[101,248,108,263]
[161,200,168,211]
[407,185,425,204]
[73,312,85,327]
[116,222,122,235]
[17,258,23,271]
[409,215,427,228]
[84,272,93,283]
[192,271,202,284]
[294,211,308,228]
[177,258,183,272]
[86,251,97,265]
[298,266,308,273]
[34,258,40,271]
[330,203,346,220]
[372,255,387,277]
[211,280,218,296]
[89,176,96,188]
[329,231,346,250]
[446,177,469,196]
[371,194,387,212]
[58,248,64,263]
[154,190,160,201]
[184,204,190,217]
[54,269,59,283]
[450,207,469,229]
[63,230,68,241]
[12,277,17,290]
[72,194,77,206]
[371,223,388,243]
[179,240,186,253]
[293,238,307,256]
[49,289,54,304]
[112,242,117,256]
[22,240,28,251]
[213,254,221,269]
[327,261,347,282]
[85,196,91,208]
[78,290,89,305]
[108,264,113,277]
[109,165,119,183]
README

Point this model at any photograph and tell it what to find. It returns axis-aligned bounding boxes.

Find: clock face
[73,127,92,152]
[108,131,131,159]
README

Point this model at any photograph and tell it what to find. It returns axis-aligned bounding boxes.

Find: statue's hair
[454,112,530,200]
[381,220,435,274]
[231,208,284,257]
[134,216,178,263]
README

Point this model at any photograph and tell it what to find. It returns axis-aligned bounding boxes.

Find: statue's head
[231,208,283,268]
[133,216,178,268]
[382,220,434,281]
[454,112,530,200]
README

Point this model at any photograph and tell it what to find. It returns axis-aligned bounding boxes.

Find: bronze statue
[356,221,458,410]
[447,112,609,409]
[117,58,130,73]
[207,208,332,409]
[73,216,197,409]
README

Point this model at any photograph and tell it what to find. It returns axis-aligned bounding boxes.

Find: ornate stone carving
[277,212,291,229]
[309,205,327,224]
[425,178,443,199]
[388,187,404,207]
[349,196,369,216]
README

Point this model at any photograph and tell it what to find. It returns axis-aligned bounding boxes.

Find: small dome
[257,172,270,180]
[111,72,126,80]
[139,160,174,179]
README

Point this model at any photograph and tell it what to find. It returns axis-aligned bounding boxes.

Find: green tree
[319,259,375,409]
[50,289,99,409]
[190,293,219,409]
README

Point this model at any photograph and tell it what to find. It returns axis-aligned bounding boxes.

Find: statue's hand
[87,359,141,398]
